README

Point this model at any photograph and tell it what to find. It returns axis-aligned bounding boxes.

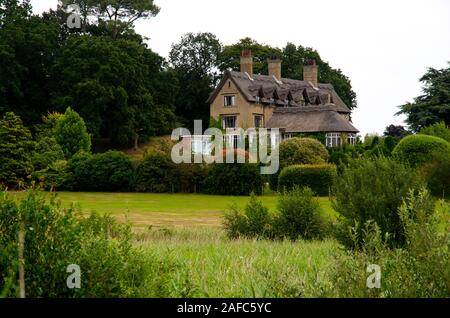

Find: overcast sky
[30,0,450,137]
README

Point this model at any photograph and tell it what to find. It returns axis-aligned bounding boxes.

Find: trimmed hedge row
[278,164,337,196]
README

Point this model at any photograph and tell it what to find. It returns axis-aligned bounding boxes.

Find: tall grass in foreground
[136,227,341,297]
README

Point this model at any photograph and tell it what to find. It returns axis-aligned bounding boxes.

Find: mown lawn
[10,191,337,229]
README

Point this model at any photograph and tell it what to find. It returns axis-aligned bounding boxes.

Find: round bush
[279,137,329,167]
[270,137,329,190]
[420,149,450,198]
[278,164,337,196]
[202,163,264,195]
[392,134,450,167]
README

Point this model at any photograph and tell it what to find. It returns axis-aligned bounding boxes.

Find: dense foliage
[70,150,134,192]
[419,121,450,142]
[55,107,91,158]
[134,150,176,193]
[224,187,326,240]
[0,112,34,188]
[203,163,263,196]
[392,134,450,167]
[332,156,424,247]
[397,63,450,131]
[0,190,178,297]
[278,164,337,196]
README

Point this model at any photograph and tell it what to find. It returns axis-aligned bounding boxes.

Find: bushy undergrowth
[332,156,424,247]
[223,187,326,240]
[330,189,450,297]
[0,190,179,297]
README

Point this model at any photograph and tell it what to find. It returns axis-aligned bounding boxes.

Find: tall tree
[55,107,91,158]
[169,32,222,128]
[50,35,176,146]
[0,112,34,188]
[397,63,450,131]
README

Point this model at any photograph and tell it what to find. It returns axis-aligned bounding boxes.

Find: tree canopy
[397,63,450,131]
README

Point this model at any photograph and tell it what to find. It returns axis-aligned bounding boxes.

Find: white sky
[30,0,450,137]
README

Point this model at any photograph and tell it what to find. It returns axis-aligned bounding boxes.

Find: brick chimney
[240,49,253,76]
[303,59,318,87]
[268,54,282,81]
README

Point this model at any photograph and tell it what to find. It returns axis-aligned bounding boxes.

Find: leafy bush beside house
[278,164,337,196]
[270,137,329,190]
[392,134,450,167]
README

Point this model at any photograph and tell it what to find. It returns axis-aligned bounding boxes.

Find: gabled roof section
[207,71,351,113]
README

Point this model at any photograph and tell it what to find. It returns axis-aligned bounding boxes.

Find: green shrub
[32,160,74,190]
[55,107,91,158]
[270,137,329,190]
[392,134,450,167]
[331,188,450,297]
[0,112,34,188]
[203,163,264,195]
[278,164,337,196]
[223,194,272,239]
[0,190,178,297]
[332,156,424,247]
[134,150,177,193]
[31,137,65,171]
[174,163,209,193]
[273,187,325,240]
[71,150,134,192]
[279,137,329,167]
[420,149,450,198]
[419,121,450,142]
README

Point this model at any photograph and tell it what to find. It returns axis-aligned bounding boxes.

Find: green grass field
[10,191,337,230]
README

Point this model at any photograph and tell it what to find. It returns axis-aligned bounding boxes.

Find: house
[207,49,359,147]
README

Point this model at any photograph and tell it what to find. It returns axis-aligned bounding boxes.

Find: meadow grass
[9,192,337,229]
[136,227,341,297]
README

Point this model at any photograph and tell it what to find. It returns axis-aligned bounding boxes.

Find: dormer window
[284,100,289,107]
[224,95,235,107]
[255,96,261,104]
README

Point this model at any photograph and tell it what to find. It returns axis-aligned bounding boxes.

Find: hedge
[392,134,450,167]
[202,163,264,195]
[278,164,337,196]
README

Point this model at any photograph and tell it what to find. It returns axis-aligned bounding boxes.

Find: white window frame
[326,133,342,147]
[224,95,235,107]
[347,133,356,145]
[283,133,293,140]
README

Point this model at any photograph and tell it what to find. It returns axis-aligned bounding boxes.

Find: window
[348,133,356,145]
[284,100,289,107]
[223,116,237,129]
[225,134,240,149]
[326,133,341,147]
[224,95,235,107]
[255,96,261,104]
[283,133,293,140]
[254,115,263,128]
